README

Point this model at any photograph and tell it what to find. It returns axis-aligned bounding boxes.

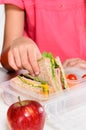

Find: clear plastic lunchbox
[44,67,86,130]
[45,82,86,130]
[0,67,86,105]
[1,67,86,130]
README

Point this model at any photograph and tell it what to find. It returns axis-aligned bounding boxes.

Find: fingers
[72,60,86,69]
[36,47,42,60]
[28,46,42,75]
[19,46,34,75]
[63,58,86,69]
[63,58,81,68]
[8,50,18,71]
[8,43,41,75]
[12,47,22,69]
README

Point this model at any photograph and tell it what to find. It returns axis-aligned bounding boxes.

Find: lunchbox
[45,82,86,130]
[45,67,86,130]
[1,67,86,130]
[0,67,86,105]
[0,66,86,102]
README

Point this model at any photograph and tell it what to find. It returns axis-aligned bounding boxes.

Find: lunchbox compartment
[1,66,86,129]
[45,82,86,130]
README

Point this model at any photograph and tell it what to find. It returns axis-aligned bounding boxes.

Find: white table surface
[0,5,5,54]
[0,88,54,130]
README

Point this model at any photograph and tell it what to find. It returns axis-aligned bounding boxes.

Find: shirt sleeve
[0,0,24,9]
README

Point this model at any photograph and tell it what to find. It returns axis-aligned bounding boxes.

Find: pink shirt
[0,0,86,62]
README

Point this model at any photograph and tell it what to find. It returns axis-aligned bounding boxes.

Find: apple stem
[18,96,23,106]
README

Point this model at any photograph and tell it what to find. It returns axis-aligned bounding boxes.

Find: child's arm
[1,4,41,75]
[3,4,24,49]
[1,4,24,70]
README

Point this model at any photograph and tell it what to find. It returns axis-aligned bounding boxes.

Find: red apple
[7,98,46,130]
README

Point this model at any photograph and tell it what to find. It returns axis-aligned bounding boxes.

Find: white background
[0,5,5,54]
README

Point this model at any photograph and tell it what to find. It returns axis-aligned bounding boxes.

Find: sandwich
[9,52,68,99]
[10,74,55,97]
[37,52,68,91]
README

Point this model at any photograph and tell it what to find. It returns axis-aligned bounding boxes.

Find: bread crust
[38,57,62,91]
[10,76,56,98]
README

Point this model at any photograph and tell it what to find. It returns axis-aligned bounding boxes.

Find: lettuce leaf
[20,74,47,84]
[42,52,59,77]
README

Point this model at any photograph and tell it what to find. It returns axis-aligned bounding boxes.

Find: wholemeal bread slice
[37,57,63,91]
[10,75,56,98]
[55,57,68,89]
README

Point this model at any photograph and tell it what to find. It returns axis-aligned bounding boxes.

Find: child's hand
[5,37,42,75]
[63,58,86,69]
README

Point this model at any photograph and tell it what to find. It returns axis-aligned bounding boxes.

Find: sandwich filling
[42,52,67,89]
[18,74,49,95]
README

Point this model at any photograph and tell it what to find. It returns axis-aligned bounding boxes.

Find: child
[0,0,86,75]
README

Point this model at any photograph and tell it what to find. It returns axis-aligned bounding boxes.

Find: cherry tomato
[66,74,77,80]
[81,74,86,78]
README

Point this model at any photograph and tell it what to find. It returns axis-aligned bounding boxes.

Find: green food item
[22,74,47,84]
[18,75,49,94]
[42,52,62,90]
[42,52,59,77]
[18,76,36,86]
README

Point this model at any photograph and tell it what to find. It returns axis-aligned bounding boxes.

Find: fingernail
[31,74,35,77]
[35,71,39,75]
